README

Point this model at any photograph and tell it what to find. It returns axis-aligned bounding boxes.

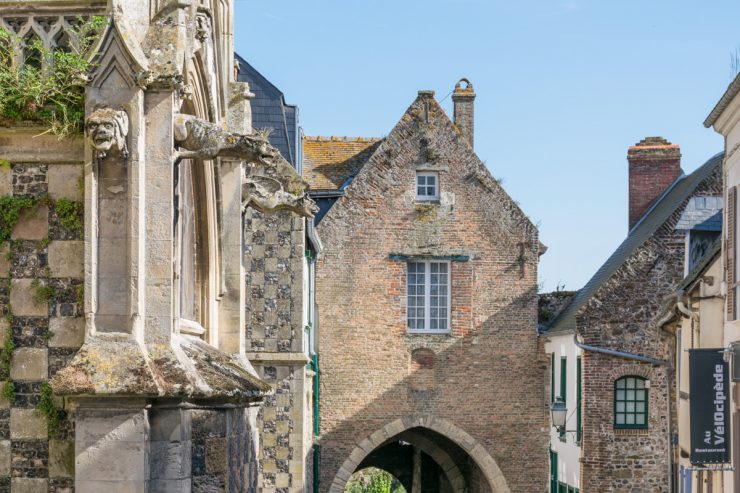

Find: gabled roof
[303,136,382,191]
[705,72,740,128]
[546,151,724,334]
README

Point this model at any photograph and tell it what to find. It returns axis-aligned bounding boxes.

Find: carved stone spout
[173,114,278,165]
[242,174,319,218]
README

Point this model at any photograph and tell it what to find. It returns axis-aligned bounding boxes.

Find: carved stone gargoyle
[242,157,319,218]
[173,114,278,165]
[86,108,130,159]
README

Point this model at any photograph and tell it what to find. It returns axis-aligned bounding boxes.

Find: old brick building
[306,81,548,493]
[545,138,723,492]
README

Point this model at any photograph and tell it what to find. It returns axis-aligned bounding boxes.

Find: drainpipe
[573,335,669,366]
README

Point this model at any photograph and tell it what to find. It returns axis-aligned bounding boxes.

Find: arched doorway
[329,417,511,493]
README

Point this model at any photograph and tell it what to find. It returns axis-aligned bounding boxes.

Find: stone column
[149,406,193,492]
[218,159,244,354]
[411,447,422,493]
[74,399,150,492]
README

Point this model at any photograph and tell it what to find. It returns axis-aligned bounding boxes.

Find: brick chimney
[627,137,682,230]
[452,78,475,148]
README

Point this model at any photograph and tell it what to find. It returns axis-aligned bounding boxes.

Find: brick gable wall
[315,94,547,493]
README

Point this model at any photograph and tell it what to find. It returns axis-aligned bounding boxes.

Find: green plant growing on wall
[0,195,35,244]
[37,381,62,435]
[0,336,14,381]
[31,278,55,306]
[54,198,83,237]
[0,16,107,138]
[1,381,14,404]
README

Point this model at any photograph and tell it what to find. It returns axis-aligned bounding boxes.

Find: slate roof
[235,54,300,169]
[545,151,724,334]
[303,136,383,191]
[675,196,723,231]
[679,236,721,291]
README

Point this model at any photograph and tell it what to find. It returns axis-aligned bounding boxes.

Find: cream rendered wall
[710,89,740,493]
[676,256,726,491]
[544,332,582,490]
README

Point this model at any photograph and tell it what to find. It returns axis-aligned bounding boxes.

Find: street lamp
[550,397,567,432]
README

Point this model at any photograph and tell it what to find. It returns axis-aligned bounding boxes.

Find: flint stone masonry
[244,204,314,492]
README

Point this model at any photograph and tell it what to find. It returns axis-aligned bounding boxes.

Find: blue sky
[234,0,740,292]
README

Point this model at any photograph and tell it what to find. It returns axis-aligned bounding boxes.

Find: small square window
[416,172,439,201]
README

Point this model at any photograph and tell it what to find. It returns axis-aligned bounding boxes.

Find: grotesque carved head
[85,108,129,159]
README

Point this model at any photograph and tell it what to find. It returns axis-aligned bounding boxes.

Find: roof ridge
[304,136,383,143]
[544,151,724,335]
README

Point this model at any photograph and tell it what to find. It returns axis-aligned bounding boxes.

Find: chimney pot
[627,136,682,230]
[452,78,476,148]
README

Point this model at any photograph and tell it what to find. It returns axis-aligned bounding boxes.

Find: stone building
[0,0,318,491]
[305,81,548,492]
[545,138,723,492]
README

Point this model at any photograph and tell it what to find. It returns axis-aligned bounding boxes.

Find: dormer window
[416,171,439,201]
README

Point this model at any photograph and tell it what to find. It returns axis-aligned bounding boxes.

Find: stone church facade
[0,0,319,491]
[306,83,548,493]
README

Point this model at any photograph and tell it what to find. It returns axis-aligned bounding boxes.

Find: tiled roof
[545,151,723,335]
[303,136,382,191]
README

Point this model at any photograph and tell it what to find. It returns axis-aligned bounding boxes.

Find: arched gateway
[329,416,511,493]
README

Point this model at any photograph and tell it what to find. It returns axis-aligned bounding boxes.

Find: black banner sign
[689,348,731,464]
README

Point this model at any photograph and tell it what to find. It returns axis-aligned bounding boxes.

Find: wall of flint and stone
[0,130,84,493]
[577,164,722,492]
[314,94,548,493]
[244,206,314,493]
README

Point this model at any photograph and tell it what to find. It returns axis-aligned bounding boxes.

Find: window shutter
[728,186,737,321]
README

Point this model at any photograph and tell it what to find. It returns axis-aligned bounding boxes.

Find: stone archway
[397,430,467,492]
[328,416,511,493]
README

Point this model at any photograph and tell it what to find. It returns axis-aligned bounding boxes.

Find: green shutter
[560,357,567,401]
[577,356,582,443]
[560,357,567,440]
[551,353,555,402]
[550,450,558,493]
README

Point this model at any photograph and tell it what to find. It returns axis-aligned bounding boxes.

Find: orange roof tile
[303,136,382,191]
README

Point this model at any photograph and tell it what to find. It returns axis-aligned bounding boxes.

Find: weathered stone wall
[191,407,261,492]
[0,130,84,493]
[315,93,547,493]
[577,164,722,491]
[244,207,315,492]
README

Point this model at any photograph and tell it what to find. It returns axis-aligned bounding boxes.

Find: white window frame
[406,260,451,334]
[416,171,439,201]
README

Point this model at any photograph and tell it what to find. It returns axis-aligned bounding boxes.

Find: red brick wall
[315,94,547,493]
[628,138,681,230]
